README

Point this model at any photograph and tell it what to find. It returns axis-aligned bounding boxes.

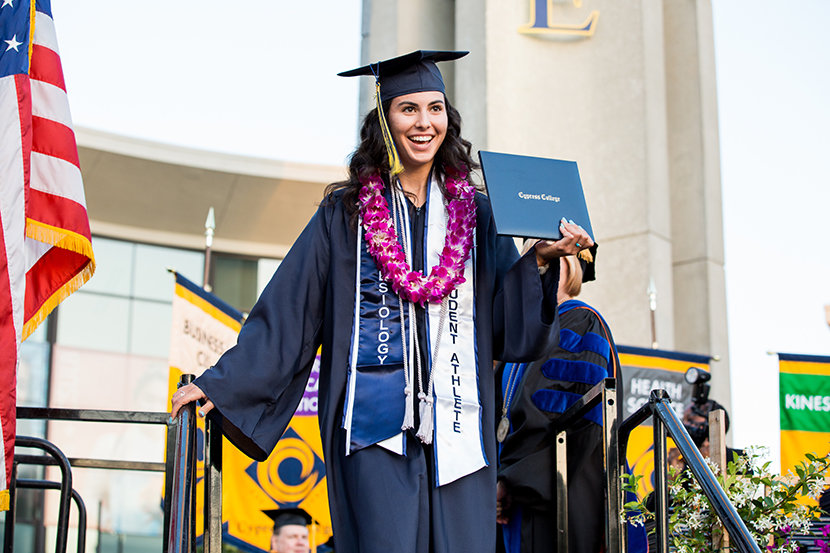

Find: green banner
[779,372,830,431]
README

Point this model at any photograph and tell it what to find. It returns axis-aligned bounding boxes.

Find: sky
[49,0,830,470]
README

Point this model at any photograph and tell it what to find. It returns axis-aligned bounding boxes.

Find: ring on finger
[180,391,186,397]
[575,243,581,248]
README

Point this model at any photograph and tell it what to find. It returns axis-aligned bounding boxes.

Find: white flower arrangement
[621,448,830,552]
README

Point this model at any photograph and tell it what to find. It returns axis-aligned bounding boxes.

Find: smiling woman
[170,49,594,553]
[387,91,448,200]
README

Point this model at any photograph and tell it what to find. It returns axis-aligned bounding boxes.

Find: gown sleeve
[487,199,561,362]
[193,201,333,461]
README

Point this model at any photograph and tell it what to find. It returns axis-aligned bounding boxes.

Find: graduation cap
[338,50,469,177]
[262,508,312,532]
[577,244,598,283]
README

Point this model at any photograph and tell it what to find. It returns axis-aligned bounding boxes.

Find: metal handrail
[15,480,87,553]
[167,375,197,553]
[619,389,763,553]
[8,437,73,553]
[15,379,220,553]
[552,383,763,553]
[552,378,621,553]
[17,405,178,550]
[14,454,165,472]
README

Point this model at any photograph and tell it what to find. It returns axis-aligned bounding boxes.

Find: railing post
[163,416,177,553]
[651,390,671,553]
[203,416,223,553]
[555,429,568,553]
[709,409,729,552]
[168,374,197,553]
[603,382,623,553]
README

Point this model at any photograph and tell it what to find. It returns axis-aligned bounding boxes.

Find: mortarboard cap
[338,50,468,177]
[338,50,468,102]
[262,508,312,532]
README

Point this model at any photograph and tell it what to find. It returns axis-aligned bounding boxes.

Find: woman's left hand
[170,383,214,420]
[534,218,594,266]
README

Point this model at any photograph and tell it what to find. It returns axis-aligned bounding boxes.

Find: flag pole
[199,206,223,553]
[203,207,215,292]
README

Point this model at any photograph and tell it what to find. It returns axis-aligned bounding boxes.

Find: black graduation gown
[497,300,616,553]
[195,189,562,553]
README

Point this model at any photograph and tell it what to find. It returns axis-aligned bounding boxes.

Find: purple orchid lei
[358,169,477,305]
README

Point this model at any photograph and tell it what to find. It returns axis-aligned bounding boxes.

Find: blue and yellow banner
[166,273,331,552]
[618,346,711,497]
[779,352,830,502]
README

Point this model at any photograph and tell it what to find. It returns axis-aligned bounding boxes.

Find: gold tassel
[376,81,405,177]
[578,248,593,263]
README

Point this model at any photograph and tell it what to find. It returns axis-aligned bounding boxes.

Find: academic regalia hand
[496,480,512,525]
[170,383,214,420]
[534,218,594,266]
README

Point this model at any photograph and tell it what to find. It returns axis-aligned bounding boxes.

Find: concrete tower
[359,0,731,410]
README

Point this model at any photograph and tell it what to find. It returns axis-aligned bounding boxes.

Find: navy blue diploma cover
[478,150,594,241]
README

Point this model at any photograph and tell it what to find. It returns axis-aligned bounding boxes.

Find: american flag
[0,0,94,509]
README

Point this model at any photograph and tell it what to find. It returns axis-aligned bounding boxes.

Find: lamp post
[203,207,215,292]
[648,278,658,349]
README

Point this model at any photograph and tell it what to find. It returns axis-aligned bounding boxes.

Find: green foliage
[621,447,830,553]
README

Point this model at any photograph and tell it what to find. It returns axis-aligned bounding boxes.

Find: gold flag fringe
[26,219,96,260]
[1,489,9,511]
[22,219,96,341]
[27,0,35,66]
[578,248,593,263]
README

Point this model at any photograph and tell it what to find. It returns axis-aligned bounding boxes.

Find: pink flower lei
[358,169,477,305]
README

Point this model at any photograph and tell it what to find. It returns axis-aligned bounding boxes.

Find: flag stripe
[31,152,85,205]
[31,79,72,128]
[29,44,65,92]
[32,10,59,56]
[24,237,50,274]
[0,75,26,497]
[26,188,91,236]
[31,115,79,168]
[24,245,91,323]
[0,78,26,191]
[0,78,28,338]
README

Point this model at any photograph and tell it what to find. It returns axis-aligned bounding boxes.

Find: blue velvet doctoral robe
[496,300,648,553]
[195,189,561,553]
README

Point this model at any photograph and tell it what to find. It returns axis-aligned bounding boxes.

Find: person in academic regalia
[263,508,312,553]
[171,50,594,553]
[496,246,647,553]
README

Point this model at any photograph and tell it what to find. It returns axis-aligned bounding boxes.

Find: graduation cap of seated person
[262,507,313,533]
[338,50,468,177]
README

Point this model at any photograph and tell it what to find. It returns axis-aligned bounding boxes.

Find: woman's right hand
[170,383,214,420]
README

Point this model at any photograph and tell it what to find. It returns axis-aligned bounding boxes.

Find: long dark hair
[324,94,481,224]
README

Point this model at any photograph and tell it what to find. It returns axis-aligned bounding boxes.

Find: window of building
[55,237,204,358]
